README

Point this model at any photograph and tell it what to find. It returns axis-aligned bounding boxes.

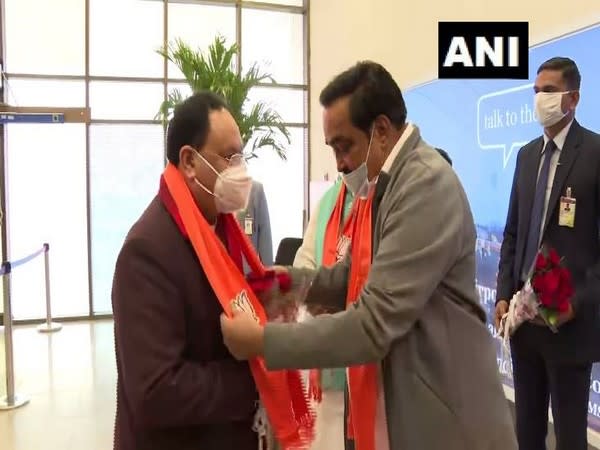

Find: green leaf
[156,35,290,160]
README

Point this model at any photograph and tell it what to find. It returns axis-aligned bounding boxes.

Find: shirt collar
[543,119,573,151]
[381,123,415,173]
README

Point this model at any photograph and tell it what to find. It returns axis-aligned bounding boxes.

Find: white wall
[309,0,600,180]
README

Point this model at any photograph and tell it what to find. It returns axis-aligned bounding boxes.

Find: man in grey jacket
[221,61,516,450]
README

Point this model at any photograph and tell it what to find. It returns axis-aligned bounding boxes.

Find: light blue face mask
[341,126,375,198]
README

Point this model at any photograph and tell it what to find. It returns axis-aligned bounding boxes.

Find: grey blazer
[263,126,516,450]
[236,180,273,272]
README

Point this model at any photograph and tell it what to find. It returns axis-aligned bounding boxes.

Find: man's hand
[308,369,322,403]
[220,308,265,360]
[495,300,509,331]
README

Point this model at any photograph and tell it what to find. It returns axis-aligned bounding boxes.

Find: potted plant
[157,36,291,160]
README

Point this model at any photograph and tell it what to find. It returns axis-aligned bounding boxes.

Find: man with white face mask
[496,57,600,450]
[111,92,260,450]
[293,119,379,450]
[221,61,516,450]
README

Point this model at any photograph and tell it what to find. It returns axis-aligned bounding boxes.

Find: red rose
[533,269,562,309]
[532,248,573,313]
[533,271,558,295]
[557,268,573,306]
[556,297,570,313]
[532,271,546,293]
[544,270,561,296]
[535,252,548,271]
[538,289,553,308]
[548,248,561,266]
[277,272,292,293]
[247,270,276,294]
[558,267,572,287]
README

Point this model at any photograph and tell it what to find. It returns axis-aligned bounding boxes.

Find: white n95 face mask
[194,152,253,214]
[534,92,569,128]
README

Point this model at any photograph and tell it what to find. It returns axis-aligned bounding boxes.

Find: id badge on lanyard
[244,215,254,235]
[559,186,576,228]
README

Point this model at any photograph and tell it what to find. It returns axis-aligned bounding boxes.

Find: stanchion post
[37,243,61,333]
[0,262,29,410]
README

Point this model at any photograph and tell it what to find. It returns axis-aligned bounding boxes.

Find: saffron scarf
[160,164,314,449]
[309,184,354,391]
[322,183,354,267]
[345,191,378,450]
[318,183,379,450]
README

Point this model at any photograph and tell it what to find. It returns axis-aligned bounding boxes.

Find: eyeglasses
[192,147,246,168]
[224,153,245,167]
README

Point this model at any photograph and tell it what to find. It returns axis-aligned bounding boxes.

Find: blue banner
[404,23,600,431]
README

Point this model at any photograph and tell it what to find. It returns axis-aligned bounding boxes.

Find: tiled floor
[0,320,116,450]
[507,402,599,450]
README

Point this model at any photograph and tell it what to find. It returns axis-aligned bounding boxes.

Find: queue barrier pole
[0,244,51,410]
[37,243,61,334]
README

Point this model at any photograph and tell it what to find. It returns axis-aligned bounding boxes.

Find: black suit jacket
[497,120,600,363]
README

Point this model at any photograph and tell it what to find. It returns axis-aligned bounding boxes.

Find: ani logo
[231,289,259,323]
[336,235,351,262]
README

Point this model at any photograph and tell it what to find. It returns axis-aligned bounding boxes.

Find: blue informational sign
[0,113,65,124]
[404,23,600,430]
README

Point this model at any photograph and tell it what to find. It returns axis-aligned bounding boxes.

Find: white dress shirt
[381,123,415,174]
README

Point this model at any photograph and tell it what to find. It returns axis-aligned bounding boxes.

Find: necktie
[522,140,557,279]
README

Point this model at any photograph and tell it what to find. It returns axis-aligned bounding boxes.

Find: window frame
[0,0,311,322]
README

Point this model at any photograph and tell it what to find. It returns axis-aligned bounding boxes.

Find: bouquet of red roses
[500,245,573,347]
[530,246,574,329]
[246,268,313,322]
